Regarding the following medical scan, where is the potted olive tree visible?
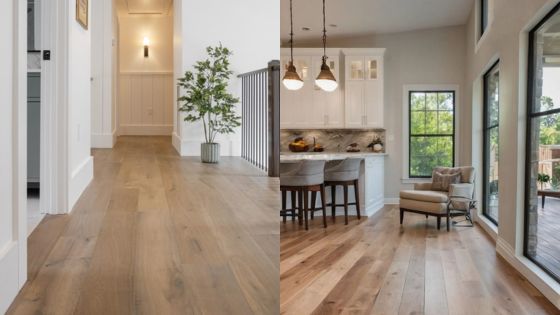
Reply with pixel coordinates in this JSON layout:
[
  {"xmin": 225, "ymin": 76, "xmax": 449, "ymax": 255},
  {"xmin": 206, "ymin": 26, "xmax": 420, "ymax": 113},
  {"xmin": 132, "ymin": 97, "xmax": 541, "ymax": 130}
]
[{"xmin": 178, "ymin": 44, "xmax": 241, "ymax": 163}]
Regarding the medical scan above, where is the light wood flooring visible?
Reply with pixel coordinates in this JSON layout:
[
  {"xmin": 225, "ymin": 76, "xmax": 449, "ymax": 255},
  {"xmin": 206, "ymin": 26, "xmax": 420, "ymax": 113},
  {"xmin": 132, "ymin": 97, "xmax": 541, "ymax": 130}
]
[
  {"xmin": 8, "ymin": 136, "xmax": 279, "ymax": 315},
  {"xmin": 280, "ymin": 206, "xmax": 560, "ymax": 315}
]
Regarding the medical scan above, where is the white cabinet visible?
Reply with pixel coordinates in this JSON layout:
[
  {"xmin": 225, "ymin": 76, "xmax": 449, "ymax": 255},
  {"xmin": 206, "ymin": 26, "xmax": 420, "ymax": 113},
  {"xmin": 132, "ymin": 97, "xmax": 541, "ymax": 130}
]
[
  {"xmin": 280, "ymin": 48, "xmax": 384, "ymax": 130},
  {"xmin": 344, "ymin": 52, "xmax": 385, "ymax": 128},
  {"xmin": 280, "ymin": 50, "xmax": 343, "ymax": 129}
]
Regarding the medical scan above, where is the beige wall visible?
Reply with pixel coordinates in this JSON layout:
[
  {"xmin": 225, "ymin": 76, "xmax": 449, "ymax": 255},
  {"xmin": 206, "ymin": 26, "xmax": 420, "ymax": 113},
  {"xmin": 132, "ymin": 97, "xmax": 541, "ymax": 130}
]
[
  {"xmin": 292, "ymin": 26, "xmax": 467, "ymax": 200},
  {"xmin": 118, "ymin": 15, "xmax": 174, "ymax": 135},
  {"xmin": 119, "ymin": 16, "xmax": 173, "ymax": 73}
]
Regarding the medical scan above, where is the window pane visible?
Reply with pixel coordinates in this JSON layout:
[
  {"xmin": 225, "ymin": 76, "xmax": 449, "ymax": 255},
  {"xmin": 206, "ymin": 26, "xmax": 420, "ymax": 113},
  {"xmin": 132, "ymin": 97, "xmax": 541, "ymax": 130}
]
[
  {"xmin": 438, "ymin": 111, "xmax": 453, "ymax": 134},
  {"xmin": 481, "ymin": 0, "xmax": 488, "ymax": 36},
  {"xmin": 409, "ymin": 91, "xmax": 455, "ymax": 178},
  {"xmin": 425, "ymin": 112, "xmax": 438, "ymax": 134},
  {"xmin": 411, "ymin": 112, "xmax": 425, "ymax": 134},
  {"xmin": 526, "ymin": 5, "xmax": 560, "ymax": 282},
  {"xmin": 411, "ymin": 93, "xmax": 425, "ymax": 111},
  {"xmin": 438, "ymin": 92, "xmax": 453, "ymax": 111},
  {"xmin": 426, "ymin": 93, "xmax": 438, "ymax": 110},
  {"xmin": 483, "ymin": 62, "xmax": 500, "ymax": 225}
]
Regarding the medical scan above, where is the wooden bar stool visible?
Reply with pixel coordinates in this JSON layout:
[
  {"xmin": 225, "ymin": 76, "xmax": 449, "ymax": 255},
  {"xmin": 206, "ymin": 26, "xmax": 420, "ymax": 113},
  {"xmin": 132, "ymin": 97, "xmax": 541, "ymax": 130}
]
[
  {"xmin": 280, "ymin": 160, "xmax": 327, "ymax": 230},
  {"xmin": 324, "ymin": 158, "xmax": 362, "ymax": 225}
]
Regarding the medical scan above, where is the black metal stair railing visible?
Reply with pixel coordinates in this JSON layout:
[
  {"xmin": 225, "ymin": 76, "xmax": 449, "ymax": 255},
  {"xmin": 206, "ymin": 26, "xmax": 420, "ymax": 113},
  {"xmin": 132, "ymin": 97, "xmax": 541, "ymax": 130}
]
[{"xmin": 238, "ymin": 60, "xmax": 280, "ymax": 177}]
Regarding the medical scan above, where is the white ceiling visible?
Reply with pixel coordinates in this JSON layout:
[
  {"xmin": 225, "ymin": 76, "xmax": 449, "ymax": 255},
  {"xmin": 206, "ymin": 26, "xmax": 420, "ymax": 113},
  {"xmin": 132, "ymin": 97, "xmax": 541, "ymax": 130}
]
[
  {"xmin": 281, "ymin": 0, "xmax": 474, "ymax": 42},
  {"xmin": 115, "ymin": 0, "xmax": 173, "ymax": 16}
]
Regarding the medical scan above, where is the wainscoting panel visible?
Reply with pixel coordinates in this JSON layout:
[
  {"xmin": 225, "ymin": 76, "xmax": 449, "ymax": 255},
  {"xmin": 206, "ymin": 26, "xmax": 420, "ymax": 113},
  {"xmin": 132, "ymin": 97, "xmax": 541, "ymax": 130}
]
[{"xmin": 118, "ymin": 72, "xmax": 174, "ymax": 135}]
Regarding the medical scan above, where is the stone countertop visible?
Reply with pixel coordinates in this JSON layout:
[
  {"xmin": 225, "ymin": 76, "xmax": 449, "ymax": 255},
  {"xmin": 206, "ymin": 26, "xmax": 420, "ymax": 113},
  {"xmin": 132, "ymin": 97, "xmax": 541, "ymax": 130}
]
[{"xmin": 280, "ymin": 152, "xmax": 387, "ymax": 161}]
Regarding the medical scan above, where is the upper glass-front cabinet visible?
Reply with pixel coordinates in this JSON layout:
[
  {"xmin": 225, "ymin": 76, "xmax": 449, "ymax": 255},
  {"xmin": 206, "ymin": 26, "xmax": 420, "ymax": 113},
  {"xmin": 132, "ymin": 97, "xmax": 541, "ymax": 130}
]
[
  {"xmin": 367, "ymin": 58, "xmax": 378, "ymax": 80},
  {"xmin": 347, "ymin": 57, "xmax": 379, "ymax": 80}
]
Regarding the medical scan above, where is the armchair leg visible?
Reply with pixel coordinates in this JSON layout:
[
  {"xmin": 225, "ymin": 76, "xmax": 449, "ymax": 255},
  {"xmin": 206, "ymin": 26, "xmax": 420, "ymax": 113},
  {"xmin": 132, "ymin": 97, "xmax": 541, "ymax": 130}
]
[
  {"xmin": 400, "ymin": 209, "xmax": 404, "ymax": 225},
  {"xmin": 447, "ymin": 213, "xmax": 450, "ymax": 231}
]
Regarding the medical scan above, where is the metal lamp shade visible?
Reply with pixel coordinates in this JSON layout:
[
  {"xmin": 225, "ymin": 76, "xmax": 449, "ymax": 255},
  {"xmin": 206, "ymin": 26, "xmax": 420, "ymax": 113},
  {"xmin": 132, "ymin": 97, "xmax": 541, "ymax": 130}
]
[
  {"xmin": 315, "ymin": 63, "xmax": 338, "ymax": 92},
  {"xmin": 282, "ymin": 62, "xmax": 304, "ymax": 90}
]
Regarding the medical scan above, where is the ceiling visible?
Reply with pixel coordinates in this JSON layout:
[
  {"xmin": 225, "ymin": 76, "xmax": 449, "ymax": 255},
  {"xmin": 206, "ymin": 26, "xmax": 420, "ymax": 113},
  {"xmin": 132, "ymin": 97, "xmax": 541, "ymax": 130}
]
[
  {"xmin": 115, "ymin": 0, "xmax": 173, "ymax": 16},
  {"xmin": 280, "ymin": 0, "xmax": 474, "ymax": 42}
]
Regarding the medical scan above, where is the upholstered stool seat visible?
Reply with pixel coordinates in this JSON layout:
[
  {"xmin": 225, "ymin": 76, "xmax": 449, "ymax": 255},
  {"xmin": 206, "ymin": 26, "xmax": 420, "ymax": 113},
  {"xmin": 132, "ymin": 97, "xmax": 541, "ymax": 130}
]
[
  {"xmin": 280, "ymin": 160, "xmax": 327, "ymax": 230},
  {"xmin": 324, "ymin": 158, "xmax": 363, "ymax": 225}
]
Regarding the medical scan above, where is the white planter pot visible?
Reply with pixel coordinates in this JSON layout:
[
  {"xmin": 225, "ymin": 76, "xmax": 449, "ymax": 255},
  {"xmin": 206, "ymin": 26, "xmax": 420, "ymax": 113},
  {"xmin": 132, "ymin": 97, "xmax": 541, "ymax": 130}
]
[{"xmin": 201, "ymin": 143, "xmax": 220, "ymax": 163}]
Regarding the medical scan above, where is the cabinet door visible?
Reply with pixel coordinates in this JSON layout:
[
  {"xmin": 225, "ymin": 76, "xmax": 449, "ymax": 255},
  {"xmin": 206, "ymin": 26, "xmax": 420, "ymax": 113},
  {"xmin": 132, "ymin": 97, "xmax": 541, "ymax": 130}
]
[
  {"xmin": 346, "ymin": 56, "xmax": 365, "ymax": 81},
  {"xmin": 365, "ymin": 157, "xmax": 385, "ymax": 213},
  {"xmin": 344, "ymin": 81, "xmax": 365, "ymax": 128},
  {"xmin": 312, "ymin": 56, "xmax": 343, "ymax": 128},
  {"xmin": 364, "ymin": 56, "xmax": 383, "ymax": 128},
  {"xmin": 280, "ymin": 56, "xmax": 313, "ymax": 128}
]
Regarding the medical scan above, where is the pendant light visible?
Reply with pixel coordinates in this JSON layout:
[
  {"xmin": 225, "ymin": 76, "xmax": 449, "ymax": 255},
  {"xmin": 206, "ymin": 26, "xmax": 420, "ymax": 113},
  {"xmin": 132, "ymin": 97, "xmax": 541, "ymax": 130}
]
[
  {"xmin": 315, "ymin": 0, "xmax": 338, "ymax": 92},
  {"xmin": 282, "ymin": 0, "xmax": 304, "ymax": 91}
]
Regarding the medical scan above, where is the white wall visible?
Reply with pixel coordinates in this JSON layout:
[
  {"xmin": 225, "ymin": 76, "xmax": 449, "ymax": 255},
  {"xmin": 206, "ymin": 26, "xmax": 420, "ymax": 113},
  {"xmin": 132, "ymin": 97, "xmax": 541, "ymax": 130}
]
[
  {"xmin": 119, "ymin": 16, "xmax": 173, "ymax": 73},
  {"xmin": 174, "ymin": 0, "xmax": 280, "ymax": 156},
  {"xmin": 91, "ymin": 0, "xmax": 117, "ymax": 148},
  {"xmin": 292, "ymin": 26, "xmax": 467, "ymax": 200},
  {"xmin": 118, "ymin": 16, "xmax": 174, "ymax": 136},
  {"xmin": 68, "ymin": 0, "xmax": 93, "ymax": 210},
  {"xmin": 464, "ymin": 0, "xmax": 560, "ymax": 306},
  {"xmin": 0, "ymin": 0, "xmax": 27, "ymax": 312}
]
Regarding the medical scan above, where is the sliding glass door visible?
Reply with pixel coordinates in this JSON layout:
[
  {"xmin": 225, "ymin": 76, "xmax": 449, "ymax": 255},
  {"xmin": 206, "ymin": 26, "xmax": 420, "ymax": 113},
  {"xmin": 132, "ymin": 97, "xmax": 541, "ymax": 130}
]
[
  {"xmin": 525, "ymin": 3, "xmax": 560, "ymax": 282},
  {"xmin": 483, "ymin": 61, "xmax": 499, "ymax": 225}
]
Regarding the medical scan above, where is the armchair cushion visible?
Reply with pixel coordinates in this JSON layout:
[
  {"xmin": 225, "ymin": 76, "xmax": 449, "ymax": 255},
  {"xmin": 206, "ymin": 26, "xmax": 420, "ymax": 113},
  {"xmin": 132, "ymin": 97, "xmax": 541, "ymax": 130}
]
[
  {"xmin": 400, "ymin": 190, "xmax": 449, "ymax": 203},
  {"xmin": 414, "ymin": 182, "xmax": 433, "ymax": 191},
  {"xmin": 400, "ymin": 198, "xmax": 448, "ymax": 214},
  {"xmin": 432, "ymin": 171, "xmax": 461, "ymax": 191},
  {"xmin": 449, "ymin": 183, "xmax": 474, "ymax": 199}
]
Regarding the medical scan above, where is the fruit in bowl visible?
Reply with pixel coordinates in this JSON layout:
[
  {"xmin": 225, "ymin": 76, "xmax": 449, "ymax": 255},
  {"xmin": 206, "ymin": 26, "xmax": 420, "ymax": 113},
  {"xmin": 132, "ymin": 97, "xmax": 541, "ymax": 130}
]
[{"xmin": 289, "ymin": 137, "xmax": 310, "ymax": 152}]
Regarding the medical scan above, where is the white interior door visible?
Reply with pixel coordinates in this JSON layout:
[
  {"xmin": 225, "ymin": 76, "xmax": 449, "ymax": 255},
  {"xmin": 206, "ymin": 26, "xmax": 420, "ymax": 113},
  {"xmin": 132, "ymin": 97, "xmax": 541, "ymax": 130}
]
[{"xmin": 0, "ymin": 0, "xmax": 28, "ymax": 312}]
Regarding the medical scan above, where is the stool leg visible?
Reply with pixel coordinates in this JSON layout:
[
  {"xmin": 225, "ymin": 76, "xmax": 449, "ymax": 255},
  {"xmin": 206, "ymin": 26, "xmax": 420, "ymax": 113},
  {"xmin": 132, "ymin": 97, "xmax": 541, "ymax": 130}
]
[
  {"xmin": 331, "ymin": 185, "xmax": 336, "ymax": 222},
  {"xmin": 320, "ymin": 184, "xmax": 327, "ymax": 228},
  {"xmin": 343, "ymin": 184, "xmax": 349, "ymax": 225},
  {"xmin": 281, "ymin": 190, "xmax": 287, "ymax": 223},
  {"xmin": 311, "ymin": 191, "xmax": 317, "ymax": 220},
  {"xmin": 291, "ymin": 191, "xmax": 297, "ymax": 221},
  {"xmin": 437, "ymin": 216, "xmax": 441, "ymax": 230},
  {"xmin": 354, "ymin": 179, "xmax": 361, "ymax": 220},
  {"xmin": 303, "ymin": 189, "xmax": 309, "ymax": 230},
  {"xmin": 298, "ymin": 190, "xmax": 303, "ymax": 226}
]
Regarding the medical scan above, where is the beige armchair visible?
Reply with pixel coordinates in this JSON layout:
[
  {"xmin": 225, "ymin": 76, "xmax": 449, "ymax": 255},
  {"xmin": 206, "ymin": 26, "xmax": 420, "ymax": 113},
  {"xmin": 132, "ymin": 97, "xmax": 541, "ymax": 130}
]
[{"xmin": 399, "ymin": 166, "xmax": 475, "ymax": 231}]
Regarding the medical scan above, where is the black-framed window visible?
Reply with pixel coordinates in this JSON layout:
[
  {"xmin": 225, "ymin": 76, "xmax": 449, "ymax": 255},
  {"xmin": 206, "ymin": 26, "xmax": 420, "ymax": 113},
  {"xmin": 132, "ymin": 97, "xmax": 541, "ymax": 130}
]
[
  {"xmin": 481, "ymin": 0, "xmax": 489, "ymax": 37},
  {"xmin": 483, "ymin": 61, "xmax": 499, "ymax": 225},
  {"xmin": 525, "ymin": 3, "xmax": 560, "ymax": 283},
  {"xmin": 409, "ymin": 91, "xmax": 455, "ymax": 178}
]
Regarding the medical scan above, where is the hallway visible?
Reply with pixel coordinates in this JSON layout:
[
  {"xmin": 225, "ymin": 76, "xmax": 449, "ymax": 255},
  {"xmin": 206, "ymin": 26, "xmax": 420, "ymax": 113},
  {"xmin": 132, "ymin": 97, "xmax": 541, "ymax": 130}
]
[{"xmin": 7, "ymin": 137, "xmax": 279, "ymax": 314}]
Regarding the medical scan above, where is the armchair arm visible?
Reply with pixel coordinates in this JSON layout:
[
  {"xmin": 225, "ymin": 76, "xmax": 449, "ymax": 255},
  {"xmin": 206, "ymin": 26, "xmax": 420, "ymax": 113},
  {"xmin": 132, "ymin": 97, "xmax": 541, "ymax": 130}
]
[
  {"xmin": 414, "ymin": 182, "xmax": 433, "ymax": 191},
  {"xmin": 449, "ymin": 183, "xmax": 474, "ymax": 199}
]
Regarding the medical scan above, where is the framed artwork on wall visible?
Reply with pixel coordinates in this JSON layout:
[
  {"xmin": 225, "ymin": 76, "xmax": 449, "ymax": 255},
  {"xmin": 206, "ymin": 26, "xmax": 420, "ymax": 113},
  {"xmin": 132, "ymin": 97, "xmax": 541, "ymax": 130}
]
[{"xmin": 76, "ymin": 0, "xmax": 88, "ymax": 29}]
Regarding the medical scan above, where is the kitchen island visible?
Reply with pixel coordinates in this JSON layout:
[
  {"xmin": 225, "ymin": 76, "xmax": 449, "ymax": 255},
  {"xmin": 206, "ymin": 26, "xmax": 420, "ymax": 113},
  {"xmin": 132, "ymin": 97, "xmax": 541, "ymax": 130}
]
[{"xmin": 280, "ymin": 152, "xmax": 386, "ymax": 217}]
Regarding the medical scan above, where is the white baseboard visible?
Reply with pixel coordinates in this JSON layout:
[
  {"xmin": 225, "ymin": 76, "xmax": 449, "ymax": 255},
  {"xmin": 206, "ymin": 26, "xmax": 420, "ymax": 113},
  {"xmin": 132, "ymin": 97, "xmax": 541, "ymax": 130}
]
[
  {"xmin": 68, "ymin": 156, "xmax": 94, "ymax": 212},
  {"xmin": 0, "ymin": 241, "xmax": 20, "ymax": 314},
  {"xmin": 496, "ymin": 237, "xmax": 560, "ymax": 309},
  {"xmin": 172, "ymin": 132, "xmax": 183, "ymax": 155},
  {"xmin": 119, "ymin": 124, "xmax": 173, "ymax": 136},
  {"xmin": 91, "ymin": 131, "xmax": 116, "ymax": 148},
  {"xmin": 384, "ymin": 197, "xmax": 400, "ymax": 205}
]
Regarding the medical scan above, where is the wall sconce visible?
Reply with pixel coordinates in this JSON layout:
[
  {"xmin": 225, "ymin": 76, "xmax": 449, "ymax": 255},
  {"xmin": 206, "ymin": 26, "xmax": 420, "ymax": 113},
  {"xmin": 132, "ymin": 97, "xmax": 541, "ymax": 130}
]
[{"xmin": 143, "ymin": 37, "xmax": 150, "ymax": 58}]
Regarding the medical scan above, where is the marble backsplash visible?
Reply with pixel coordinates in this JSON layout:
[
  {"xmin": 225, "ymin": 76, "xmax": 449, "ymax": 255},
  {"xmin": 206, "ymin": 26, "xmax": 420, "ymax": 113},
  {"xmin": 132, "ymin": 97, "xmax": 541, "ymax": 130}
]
[{"xmin": 281, "ymin": 129, "xmax": 386, "ymax": 153}]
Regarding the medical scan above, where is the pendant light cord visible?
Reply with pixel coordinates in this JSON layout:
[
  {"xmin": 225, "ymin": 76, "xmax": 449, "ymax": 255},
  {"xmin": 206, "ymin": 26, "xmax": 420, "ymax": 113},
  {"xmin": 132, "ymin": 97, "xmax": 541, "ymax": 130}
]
[
  {"xmin": 322, "ymin": 0, "xmax": 327, "ymax": 64},
  {"xmin": 289, "ymin": 0, "xmax": 294, "ymax": 63}
]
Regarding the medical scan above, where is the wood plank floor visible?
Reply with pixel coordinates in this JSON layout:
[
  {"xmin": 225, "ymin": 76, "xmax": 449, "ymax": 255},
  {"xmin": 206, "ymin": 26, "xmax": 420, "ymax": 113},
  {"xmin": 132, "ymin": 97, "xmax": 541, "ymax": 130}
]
[
  {"xmin": 7, "ymin": 136, "xmax": 279, "ymax": 315},
  {"xmin": 280, "ymin": 207, "xmax": 560, "ymax": 315}
]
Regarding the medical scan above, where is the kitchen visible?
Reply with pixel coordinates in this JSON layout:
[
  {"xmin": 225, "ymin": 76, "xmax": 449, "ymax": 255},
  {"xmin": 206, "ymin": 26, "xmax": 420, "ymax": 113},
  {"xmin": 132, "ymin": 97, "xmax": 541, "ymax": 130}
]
[{"xmin": 280, "ymin": 47, "xmax": 387, "ymax": 218}]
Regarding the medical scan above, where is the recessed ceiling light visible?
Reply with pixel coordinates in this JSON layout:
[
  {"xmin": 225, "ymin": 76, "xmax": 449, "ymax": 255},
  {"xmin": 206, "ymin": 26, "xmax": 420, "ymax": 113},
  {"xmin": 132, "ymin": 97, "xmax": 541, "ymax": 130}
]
[
  {"xmin": 302, "ymin": 27, "xmax": 311, "ymax": 31},
  {"xmin": 329, "ymin": 24, "xmax": 338, "ymax": 28}
]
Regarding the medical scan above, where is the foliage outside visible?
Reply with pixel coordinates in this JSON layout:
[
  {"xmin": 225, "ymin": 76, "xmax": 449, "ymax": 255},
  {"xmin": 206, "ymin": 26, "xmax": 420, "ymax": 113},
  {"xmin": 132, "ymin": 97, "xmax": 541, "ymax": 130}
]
[
  {"xmin": 178, "ymin": 44, "xmax": 241, "ymax": 144},
  {"xmin": 409, "ymin": 92, "xmax": 454, "ymax": 177}
]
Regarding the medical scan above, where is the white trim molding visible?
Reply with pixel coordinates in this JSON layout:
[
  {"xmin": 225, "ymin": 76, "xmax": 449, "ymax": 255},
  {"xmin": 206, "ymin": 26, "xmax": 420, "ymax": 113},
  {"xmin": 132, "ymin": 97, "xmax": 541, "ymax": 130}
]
[
  {"xmin": 91, "ymin": 130, "xmax": 117, "ymax": 148},
  {"xmin": 401, "ymin": 84, "xmax": 461, "ymax": 182},
  {"xmin": 496, "ymin": 237, "xmax": 560, "ymax": 308},
  {"xmin": 68, "ymin": 157, "xmax": 94, "ymax": 212},
  {"xmin": 119, "ymin": 124, "xmax": 173, "ymax": 136},
  {"xmin": 384, "ymin": 198, "xmax": 400, "ymax": 205}
]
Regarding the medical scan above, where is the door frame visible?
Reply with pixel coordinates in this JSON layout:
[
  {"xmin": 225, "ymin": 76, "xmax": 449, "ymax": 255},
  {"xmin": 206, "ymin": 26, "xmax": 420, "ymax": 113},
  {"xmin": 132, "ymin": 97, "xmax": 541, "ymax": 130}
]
[{"xmin": 39, "ymin": 0, "xmax": 70, "ymax": 215}]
